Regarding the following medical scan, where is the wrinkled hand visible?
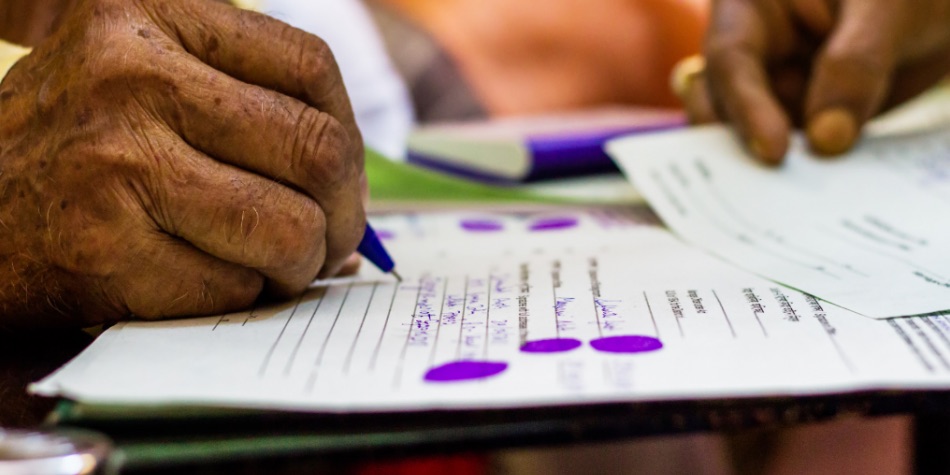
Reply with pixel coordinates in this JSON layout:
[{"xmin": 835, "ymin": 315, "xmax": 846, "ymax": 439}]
[
  {"xmin": 0, "ymin": 0, "xmax": 366, "ymax": 328},
  {"xmin": 682, "ymin": 0, "xmax": 950, "ymax": 163}
]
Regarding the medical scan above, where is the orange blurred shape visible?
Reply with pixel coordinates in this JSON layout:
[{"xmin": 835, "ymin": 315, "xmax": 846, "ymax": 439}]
[{"xmin": 381, "ymin": 0, "xmax": 708, "ymax": 114}]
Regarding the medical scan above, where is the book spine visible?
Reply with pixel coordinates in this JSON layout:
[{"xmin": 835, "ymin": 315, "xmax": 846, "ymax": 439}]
[
  {"xmin": 406, "ymin": 151, "xmax": 521, "ymax": 184},
  {"xmin": 526, "ymin": 121, "xmax": 683, "ymax": 181}
]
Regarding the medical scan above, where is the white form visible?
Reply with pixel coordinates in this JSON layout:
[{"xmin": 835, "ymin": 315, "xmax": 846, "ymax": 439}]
[
  {"xmin": 609, "ymin": 123, "xmax": 950, "ymax": 319},
  {"xmin": 31, "ymin": 209, "xmax": 950, "ymax": 411}
]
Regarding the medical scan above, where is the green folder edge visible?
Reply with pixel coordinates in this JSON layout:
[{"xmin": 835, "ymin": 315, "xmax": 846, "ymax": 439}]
[
  {"xmin": 50, "ymin": 399, "xmax": 573, "ymax": 473},
  {"xmin": 50, "ymin": 398, "xmax": 421, "ymax": 472},
  {"xmin": 365, "ymin": 148, "xmax": 574, "ymax": 204}
]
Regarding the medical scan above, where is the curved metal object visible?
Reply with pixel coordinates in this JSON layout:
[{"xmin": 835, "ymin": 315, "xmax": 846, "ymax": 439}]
[{"xmin": 0, "ymin": 428, "xmax": 112, "ymax": 475}]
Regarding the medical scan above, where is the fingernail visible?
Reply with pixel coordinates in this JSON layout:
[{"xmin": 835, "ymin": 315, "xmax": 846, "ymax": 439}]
[{"xmin": 807, "ymin": 108, "xmax": 857, "ymax": 156}]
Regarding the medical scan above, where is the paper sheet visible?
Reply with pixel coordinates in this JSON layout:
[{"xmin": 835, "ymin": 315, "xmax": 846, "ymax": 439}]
[
  {"xmin": 32, "ymin": 209, "xmax": 950, "ymax": 411},
  {"xmin": 609, "ymin": 124, "xmax": 950, "ymax": 319}
]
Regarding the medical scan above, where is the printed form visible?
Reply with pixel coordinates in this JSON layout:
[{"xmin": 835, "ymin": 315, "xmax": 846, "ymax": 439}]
[
  {"xmin": 33, "ymin": 210, "xmax": 950, "ymax": 411},
  {"xmin": 609, "ymin": 125, "xmax": 950, "ymax": 319}
]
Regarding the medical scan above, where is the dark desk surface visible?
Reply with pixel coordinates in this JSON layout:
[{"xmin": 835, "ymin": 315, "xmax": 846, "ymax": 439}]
[
  {"xmin": 5, "ymin": 329, "xmax": 950, "ymax": 474},
  {"xmin": 0, "ymin": 330, "xmax": 94, "ymax": 428}
]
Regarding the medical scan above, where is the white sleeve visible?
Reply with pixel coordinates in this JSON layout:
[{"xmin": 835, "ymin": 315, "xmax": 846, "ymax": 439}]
[{"xmin": 260, "ymin": 0, "xmax": 414, "ymax": 160}]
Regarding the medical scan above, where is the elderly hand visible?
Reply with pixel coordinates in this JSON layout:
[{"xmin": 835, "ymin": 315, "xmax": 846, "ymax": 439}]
[
  {"xmin": 681, "ymin": 0, "xmax": 950, "ymax": 164},
  {"xmin": 0, "ymin": 0, "xmax": 366, "ymax": 328}
]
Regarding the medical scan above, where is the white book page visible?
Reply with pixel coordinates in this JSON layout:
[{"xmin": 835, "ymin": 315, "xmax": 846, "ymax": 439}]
[
  {"xmin": 32, "ymin": 210, "xmax": 950, "ymax": 411},
  {"xmin": 609, "ymin": 123, "xmax": 950, "ymax": 319}
]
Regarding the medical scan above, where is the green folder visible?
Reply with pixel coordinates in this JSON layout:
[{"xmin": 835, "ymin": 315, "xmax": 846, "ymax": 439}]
[{"xmin": 366, "ymin": 148, "xmax": 553, "ymax": 203}]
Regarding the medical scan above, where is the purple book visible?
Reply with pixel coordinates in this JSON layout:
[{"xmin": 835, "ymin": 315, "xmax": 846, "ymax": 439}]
[{"xmin": 407, "ymin": 107, "xmax": 685, "ymax": 183}]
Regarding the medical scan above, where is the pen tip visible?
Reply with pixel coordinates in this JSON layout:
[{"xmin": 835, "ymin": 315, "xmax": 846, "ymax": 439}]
[{"xmin": 391, "ymin": 270, "xmax": 403, "ymax": 282}]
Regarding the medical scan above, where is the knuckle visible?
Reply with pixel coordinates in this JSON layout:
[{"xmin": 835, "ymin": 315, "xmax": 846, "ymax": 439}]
[
  {"xmin": 265, "ymin": 197, "xmax": 327, "ymax": 272},
  {"xmin": 287, "ymin": 29, "xmax": 350, "ymax": 106},
  {"xmin": 310, "ymin": 35, "xmax": 336, "ymax": 66},
  {"xmin": 292, "ymin": 109, "xmax": 353, "ymax": 190},
  {"xmin": 293, "ymin": 30, "xmax": 339, "ymax": 80},
  {"xmin": 89, "ymin": 27, "xmax": 146, "ymax": 73},
  {"xmin": 87, "ymin": 45, "xmax": 178, "ymax": 111},
  {"xmin": 80, "ymin": 24, "xmax": 187, "ymax": 104}
]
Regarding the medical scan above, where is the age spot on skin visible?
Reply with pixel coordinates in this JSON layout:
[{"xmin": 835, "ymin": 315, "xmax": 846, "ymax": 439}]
[
  {"xmin": 206, "ymin": 35, "xmax": 220, "ymax": 53},
  {"xmin": 75, "ymin": 108, "xmax": 91, "ymax": 127}
]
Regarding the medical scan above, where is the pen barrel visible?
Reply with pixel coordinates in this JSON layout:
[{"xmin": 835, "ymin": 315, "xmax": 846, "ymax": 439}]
[{"xmin": 357, "ymin": 224, "xmax": 395, "ymax": 273}]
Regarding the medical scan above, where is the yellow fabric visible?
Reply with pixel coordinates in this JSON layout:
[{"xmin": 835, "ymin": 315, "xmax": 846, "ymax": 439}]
[
  {"xmin": 232, "ymin": 0, "xmax": 263, "ymax": 11},
  {"xmin": 0, "ymin": 39, "xmax": 30, "ymax": 81},
  {"xmin": 0, "ymin": 1, "xmax": 262, "ymax": 82}
]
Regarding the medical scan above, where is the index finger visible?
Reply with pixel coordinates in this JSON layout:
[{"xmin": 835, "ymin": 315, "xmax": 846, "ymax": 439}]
[
  {"xmin": 803, "ymin": 0, "xmax": 903, "ymax": 155},
  {"xmin": 704, "ymin": 0, "xmax": 791, "ymax": 164}
]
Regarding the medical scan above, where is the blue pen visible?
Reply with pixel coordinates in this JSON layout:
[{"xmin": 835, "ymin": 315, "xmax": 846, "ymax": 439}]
[{"xmin": 357, "ymin": 223, "xmax": 402, "ymax": 281}]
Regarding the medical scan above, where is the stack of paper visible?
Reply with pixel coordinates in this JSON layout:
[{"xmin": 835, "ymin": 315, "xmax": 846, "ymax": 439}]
[
  {"xmin": 609, "ymin": 126, "xmax": 950, "ymax": 318},
  {"xmin": 33, "ymin": 209, "xmax": 950, "ymax": 411}
]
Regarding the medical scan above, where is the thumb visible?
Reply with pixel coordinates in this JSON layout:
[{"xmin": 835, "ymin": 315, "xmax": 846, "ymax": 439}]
[{"xmin": 803, "ymin": 0, "xmax": 903, "ymax": 155}]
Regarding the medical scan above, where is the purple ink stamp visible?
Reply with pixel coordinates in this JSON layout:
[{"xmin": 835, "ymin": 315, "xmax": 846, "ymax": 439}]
[
  {"xmin": 589, "ymin": 335, "xmax": 663, "ymax": 354},
  {"xmin": 375, "ymin": 229, "xmax": 395, "ymax": 240},
  {"xmin": 520, "ymin": 338, "xmax": 582, "ymax": 353},
  {"xmin": 460, "ymin": 218, "xmax": 505, "ymax": 232},
  {"xmin": 424, "ymin": 360, "xmax": 508, "ymax": 382},
  {"xmin": 529, "ymin": 216, "xmax": 579, "ymax": 231}
]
